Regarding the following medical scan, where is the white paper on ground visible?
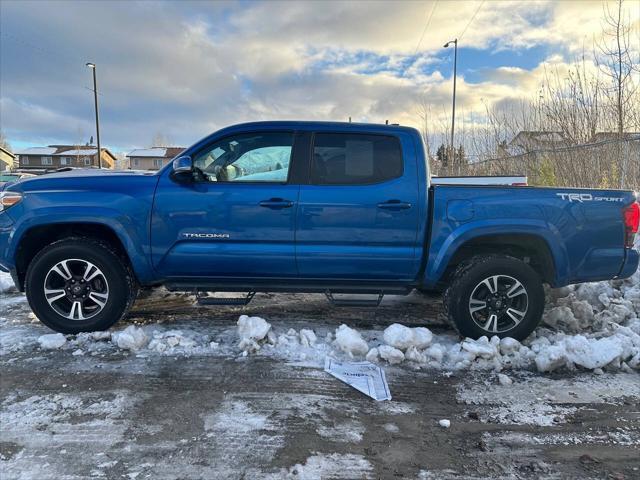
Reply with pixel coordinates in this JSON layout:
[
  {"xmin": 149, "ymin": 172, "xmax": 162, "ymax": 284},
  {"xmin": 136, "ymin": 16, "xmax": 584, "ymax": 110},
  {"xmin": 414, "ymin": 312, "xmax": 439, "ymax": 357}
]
[{"xmin": 324, "ymin": 357, "xmax": 392, "ymax": 401}]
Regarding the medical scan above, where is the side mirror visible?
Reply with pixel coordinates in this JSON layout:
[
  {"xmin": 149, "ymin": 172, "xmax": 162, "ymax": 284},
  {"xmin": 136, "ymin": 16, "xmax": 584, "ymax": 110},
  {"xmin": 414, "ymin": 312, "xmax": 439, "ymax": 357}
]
[{"xmin": 172, "ymin": 155, "xmax": 193, "ymax": 173}]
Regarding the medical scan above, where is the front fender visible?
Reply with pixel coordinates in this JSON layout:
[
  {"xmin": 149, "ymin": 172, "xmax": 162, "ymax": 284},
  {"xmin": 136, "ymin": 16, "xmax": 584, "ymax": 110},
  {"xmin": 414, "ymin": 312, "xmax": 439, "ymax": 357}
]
[
  {"xmin": 8, "ymin": 205, "xmax": 156, "ymax": 284},
  {"xmin": 423, "ymin": 219, "xmax": 569, "ymax": 288}
]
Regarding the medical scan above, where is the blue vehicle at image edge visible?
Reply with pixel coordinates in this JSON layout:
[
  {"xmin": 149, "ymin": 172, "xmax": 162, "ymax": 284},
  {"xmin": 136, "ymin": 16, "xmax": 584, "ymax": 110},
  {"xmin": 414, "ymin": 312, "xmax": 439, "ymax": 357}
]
[{"xmin": 1, "ymin": 121, "xmax": 638, "ymax": 340}]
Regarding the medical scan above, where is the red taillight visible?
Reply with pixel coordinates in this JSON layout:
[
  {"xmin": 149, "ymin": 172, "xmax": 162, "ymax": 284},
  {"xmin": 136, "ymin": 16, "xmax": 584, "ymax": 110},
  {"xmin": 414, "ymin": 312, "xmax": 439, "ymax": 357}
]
[{"xmin": 623, "ymin": 202, "xmax": 640, "ymax": 247}]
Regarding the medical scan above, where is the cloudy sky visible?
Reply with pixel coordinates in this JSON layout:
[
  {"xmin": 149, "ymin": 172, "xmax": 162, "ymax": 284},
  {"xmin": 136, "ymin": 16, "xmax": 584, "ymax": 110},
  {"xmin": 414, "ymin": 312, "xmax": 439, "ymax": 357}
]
[{"xmin": 0, "ymin": 0, "xmax": 638, "ymax": 154}]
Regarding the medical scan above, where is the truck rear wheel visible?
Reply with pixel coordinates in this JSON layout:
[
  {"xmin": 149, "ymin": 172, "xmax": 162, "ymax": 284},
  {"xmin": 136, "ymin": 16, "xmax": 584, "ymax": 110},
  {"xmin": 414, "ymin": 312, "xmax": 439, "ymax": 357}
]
[
  {"xmin": 25, "ymin": 238, "xmax": 137, "ymax": 334},
  {"xmin": 443, "ymin": 255, "xmax": 544, "ymax": 341}
]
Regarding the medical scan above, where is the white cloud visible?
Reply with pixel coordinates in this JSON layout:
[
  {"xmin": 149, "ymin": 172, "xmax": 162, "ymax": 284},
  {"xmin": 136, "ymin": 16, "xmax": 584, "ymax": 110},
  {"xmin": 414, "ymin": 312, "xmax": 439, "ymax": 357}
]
[{"xmin": 0, "ymin": 0, "xmax": 638, "ymax": 152}]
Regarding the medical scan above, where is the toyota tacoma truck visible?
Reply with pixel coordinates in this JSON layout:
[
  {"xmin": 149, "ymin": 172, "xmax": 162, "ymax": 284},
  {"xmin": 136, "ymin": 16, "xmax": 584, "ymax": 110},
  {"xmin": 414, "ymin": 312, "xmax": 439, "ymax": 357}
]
[{"xmin": 1, "ymin": 122, "xmax": 638, "ymax": 340}]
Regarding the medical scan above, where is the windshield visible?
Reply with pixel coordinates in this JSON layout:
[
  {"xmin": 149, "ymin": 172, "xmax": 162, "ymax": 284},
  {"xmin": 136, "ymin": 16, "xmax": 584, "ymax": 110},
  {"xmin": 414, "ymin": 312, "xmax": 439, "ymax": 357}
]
[{"xmin": 0, "ymin": 175, "xmax": 20, "ymax": 182}]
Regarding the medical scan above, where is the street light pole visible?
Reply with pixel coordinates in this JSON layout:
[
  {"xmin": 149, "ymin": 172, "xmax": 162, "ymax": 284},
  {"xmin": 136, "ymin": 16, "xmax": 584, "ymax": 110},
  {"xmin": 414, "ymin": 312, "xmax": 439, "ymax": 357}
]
[
  {"xmin": 85, "ymin": 62, "xmax": 102, "ymax": 169},
  {"xmin": 444, "ymin": 39, "xmax": 458, "ymax": 172}
]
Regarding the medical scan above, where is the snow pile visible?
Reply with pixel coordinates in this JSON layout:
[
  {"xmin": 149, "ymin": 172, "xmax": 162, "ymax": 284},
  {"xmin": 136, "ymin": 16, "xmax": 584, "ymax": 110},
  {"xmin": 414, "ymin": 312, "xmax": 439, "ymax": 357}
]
[
  {"xmin": 383, "ymin": 323, "xmax": 433, "ymax": 350},
  {"xmin": 542, "ymin": 237, "xmax": 640, "ymax": 334},
  {"xmin": 334, "ymin": 324, "xmax": 369, "ymax": 357},
  {"xmin": 362, "ymin": 324, "xmax": 640, "ymax": 373},
  {"xmin": 377, "ymin": 345, "xmax": 405, "ymax": 364},
  {"xmin": 111, "ymin": 325, "xmax": 148, "ymax": 351},
  {"xmin": 237, "ymin": 315, "xmax": 274, "ymax": 353},
  {"xmin": 0, "ymin": 272, "xmax": 16, "ymax": 294},
  {"xmin": 299, "ymin": 329, "xmax": 317, "ymax": 347},
  {"xmin": 38, "ymin": 333, "xmax": 66, "ymax": 350}
]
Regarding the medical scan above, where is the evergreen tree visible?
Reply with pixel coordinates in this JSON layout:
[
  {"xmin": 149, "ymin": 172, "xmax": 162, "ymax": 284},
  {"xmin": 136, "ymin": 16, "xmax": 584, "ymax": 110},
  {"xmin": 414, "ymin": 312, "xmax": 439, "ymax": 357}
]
[
  {"xmin": 456, "ymin": 145, "xmax": 466, "ymax": 166},
  {"xmin": 436, "ymin": 144, "xmax": 448, "ymax": 168}
]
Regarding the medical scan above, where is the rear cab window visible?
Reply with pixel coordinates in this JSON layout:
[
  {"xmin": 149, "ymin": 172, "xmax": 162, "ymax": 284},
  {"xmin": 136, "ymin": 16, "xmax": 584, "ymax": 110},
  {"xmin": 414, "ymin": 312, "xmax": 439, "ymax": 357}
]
[{"xmin": 311, "ymin": 133, "xmax": 403, "ymax": 185}]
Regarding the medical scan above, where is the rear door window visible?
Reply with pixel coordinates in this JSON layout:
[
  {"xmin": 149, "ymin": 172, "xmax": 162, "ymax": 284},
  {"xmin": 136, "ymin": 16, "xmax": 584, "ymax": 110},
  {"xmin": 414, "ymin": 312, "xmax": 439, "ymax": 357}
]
[{"xmin": 311, "ymin": 133, "xmax": 403, "ymax": 185}]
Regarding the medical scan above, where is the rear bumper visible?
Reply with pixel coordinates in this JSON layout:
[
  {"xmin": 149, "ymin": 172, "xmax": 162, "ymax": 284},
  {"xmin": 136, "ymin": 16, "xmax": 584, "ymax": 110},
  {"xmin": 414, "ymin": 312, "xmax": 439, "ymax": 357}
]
[{"xmin": 618, "ymin": 248, "xmax": 639, "ymax": 280}]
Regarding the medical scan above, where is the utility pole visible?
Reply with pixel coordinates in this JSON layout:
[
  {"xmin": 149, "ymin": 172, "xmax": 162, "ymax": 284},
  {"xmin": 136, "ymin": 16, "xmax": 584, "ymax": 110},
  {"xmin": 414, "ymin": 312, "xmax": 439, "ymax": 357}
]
[
  {"xmin": 444, "ymin": 39, "xmax": 458, "ymax": 173},
  {"xmin": 85, "ymin": 62, "xmax": 102, "ymax": 169}
]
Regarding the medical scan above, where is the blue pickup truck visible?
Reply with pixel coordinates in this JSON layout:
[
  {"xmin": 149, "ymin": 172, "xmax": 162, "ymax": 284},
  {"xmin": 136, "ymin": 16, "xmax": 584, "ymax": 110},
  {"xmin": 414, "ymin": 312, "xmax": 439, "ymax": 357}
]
[{"xmin": 1, "ymin": 122, "xmax": 638, "ymax": 340}]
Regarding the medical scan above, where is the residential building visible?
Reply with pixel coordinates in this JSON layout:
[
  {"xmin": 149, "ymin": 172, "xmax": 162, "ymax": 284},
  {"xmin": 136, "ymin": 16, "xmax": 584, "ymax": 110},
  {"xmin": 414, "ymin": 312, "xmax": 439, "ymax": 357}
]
[
  {"xmin": 126, "ymin": 147, "xmax": 184, "ymax": 170},
  {"xmin": 14, "ymin": 145, "xmax": 117, "ymax": 173},
  {"xmin": 0, "ymin": 146, "xmax": 15, "ymax": 171},
  {"xmin": 504, "ymin": 131, "xmax": 567, "ymax": 156}
]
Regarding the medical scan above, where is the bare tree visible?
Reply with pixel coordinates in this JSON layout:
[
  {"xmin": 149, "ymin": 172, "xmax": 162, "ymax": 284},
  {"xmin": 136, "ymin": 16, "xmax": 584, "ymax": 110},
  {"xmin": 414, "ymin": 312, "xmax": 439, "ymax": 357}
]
[
  {"xmin": 595, "ymin": 0, "xmax": 639, "ymax": 135},
  {"xmin": 0, "ymin": 131, "xmax": 11, "ymax": 151},
  {"xmin": 537, "ymin": 54, "xmax": 605, "ymax": 144},
  {"xmin": 595, "ymin": 0, "xmax": 640, "ymax": 186},
  {"xmin": 151, "ymin": 132, "xmax": 172, "ymax": 148}
]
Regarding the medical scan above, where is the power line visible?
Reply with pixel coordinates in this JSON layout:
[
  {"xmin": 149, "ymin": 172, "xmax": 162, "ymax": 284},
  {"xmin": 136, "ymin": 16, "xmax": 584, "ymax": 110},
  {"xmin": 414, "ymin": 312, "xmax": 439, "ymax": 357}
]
[
  {"xmin": 413, "ymin": 0, "xmax": 439, "ymax": 56},
  {"xmin": 459, "ymin": 0, "xmax": 485, "ymax": 42},
  {"xmin": 0, "ymin": 31, "xmax": 104, "ymax": 97},
  {"xmin": 0, "ymin": 31, "xmax": 79, "ymax": 69}
]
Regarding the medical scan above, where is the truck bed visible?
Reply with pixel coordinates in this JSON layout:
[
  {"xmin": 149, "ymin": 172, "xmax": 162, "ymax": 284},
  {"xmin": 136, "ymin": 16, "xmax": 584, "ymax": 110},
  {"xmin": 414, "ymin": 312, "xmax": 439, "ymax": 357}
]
[{"xmin": 424, "ymin": 184, "xmax": 637, "ymax": 288}]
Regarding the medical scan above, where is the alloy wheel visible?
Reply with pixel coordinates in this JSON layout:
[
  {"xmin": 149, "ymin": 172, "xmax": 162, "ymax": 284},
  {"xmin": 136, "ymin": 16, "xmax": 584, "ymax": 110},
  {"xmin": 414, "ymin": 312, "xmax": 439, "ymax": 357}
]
[
  {"xmin": 468, "ymin": 274, "xmax": 528, "ymax": 334},
  {"xmin": 43, "ymin": 258, "xmax": 109, "ymax": 320}
]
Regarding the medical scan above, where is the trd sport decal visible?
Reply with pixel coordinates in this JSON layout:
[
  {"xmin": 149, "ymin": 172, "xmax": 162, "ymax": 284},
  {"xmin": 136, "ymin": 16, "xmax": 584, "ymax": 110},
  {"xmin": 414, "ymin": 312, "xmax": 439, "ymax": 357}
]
[{"xmin": 556, "ymin": 193, "xmax": 625, "ymax": 203}]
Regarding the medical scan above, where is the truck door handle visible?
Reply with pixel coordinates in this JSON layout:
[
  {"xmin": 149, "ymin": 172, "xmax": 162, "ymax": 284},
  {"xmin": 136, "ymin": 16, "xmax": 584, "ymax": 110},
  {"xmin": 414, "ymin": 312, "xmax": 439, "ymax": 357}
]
[
  {"xmin": 377, "ymin": 200, "xmax": 412, "ymax": 210},
  {"xmin": 259, "ymin": 198, "xmax": 294, "ymax": 209}
]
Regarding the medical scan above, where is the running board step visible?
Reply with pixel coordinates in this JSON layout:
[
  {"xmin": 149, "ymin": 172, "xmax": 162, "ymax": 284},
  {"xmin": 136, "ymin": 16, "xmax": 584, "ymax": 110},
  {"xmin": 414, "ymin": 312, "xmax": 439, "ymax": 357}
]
[
  {"xmin": 325, "ymin": 290, "xmax": 384, "ymax": 307},
  {"xmin": 195, "ymin": 290, "xmax": 255, "ymax": 306}
]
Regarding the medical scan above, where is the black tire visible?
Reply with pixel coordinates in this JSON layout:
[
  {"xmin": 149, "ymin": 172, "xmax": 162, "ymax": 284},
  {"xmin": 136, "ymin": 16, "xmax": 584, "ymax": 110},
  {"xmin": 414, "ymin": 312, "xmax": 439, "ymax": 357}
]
[
  {"xmin": 443, "ymin": 255, "xmax": 545, "ymax": 341},
  {"xmin": 25, "ymin": 238, "xmax": 137, "ymax": 334}
]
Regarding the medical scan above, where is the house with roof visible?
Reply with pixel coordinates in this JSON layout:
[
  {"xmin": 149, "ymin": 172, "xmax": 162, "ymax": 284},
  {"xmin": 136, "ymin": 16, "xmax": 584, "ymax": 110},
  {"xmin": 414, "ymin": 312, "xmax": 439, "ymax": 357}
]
[
  {"xmin": 504, "ymin": 131, "xmax": 568, "ymax": 156},
  {"xmin": 126, "ymin": 147, "xmax": 184, "ymax": 170},
  {"xmin": 14, "ymin": 145, "xmax": 117, "ymax": 173},
  {"xmin": 0, "ymin": 146, "xmax": 16, "ymax": 172}
]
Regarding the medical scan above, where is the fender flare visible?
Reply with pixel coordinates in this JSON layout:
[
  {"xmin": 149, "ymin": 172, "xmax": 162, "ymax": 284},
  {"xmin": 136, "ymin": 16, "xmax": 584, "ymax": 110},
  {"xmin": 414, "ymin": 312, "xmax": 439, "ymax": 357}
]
[
  {"xmin": 422, "ymin": 219, "xmax": 569, "ymax": 288},
  {"xmin": 11, "ymin": 208, "xmax": 156, "ymax": 284}
]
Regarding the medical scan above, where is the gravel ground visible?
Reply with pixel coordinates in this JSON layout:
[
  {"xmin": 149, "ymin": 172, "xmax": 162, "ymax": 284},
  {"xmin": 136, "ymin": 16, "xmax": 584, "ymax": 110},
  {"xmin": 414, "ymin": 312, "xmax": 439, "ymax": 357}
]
[{"xmin": 1, "ymin": 290, "xmax": 639, "ymax": 479}]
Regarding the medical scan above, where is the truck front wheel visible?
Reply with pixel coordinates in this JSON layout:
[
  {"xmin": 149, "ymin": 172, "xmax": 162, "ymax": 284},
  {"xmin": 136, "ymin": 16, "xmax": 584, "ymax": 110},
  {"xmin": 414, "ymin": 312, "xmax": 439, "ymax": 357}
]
[
  {"xmin": 443, "ymin": 255, "xmax": 545, "ymax": 341},
  {"xmin": 25, "ymin": 238, "xmax": 137, "ymax": 334}
]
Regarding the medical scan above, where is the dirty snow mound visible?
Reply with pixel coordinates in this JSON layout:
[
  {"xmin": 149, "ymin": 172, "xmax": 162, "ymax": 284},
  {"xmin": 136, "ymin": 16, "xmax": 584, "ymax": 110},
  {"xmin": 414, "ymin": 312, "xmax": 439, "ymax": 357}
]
[
  {"xmin": 299, "ymin": 328, "xmax": 317, "ymax": 347},
  {"xmin": 378, "ymin": 345, "xmax": 405, "ymax": 365},
  {"xmin": 237, "ymin": 315, "xmax": 272, "ymax": 353},
  {"xmin": 38, "ymin": 333, "xmax": 66, "ymax": 350},
  {"xmin": 335, "ymin": 324, "xmax": 369, "ymax": 357},
  {"xmin": 112, "ymin": 325, "xmax": 148, "ymax": 351},
  {"xmin": 383, "ymin": 323, "xmax": 433, "ymax": 351}
]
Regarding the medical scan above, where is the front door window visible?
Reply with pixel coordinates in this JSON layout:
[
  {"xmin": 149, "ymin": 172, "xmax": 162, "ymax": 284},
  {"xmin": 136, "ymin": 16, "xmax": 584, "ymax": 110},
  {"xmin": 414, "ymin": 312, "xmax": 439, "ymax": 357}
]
[{"xmin": 193, "ymin": 132, "xmax": 293, "ymax": 183}]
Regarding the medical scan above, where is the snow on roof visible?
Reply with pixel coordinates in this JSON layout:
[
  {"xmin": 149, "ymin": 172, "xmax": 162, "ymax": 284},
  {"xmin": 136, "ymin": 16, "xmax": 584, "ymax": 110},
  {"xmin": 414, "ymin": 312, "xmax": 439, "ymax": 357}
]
[
  {"xmin": 57, "ymin": 149, "xmax": 97, "ymax": 156},
  {"xmin": 14, "ymin": 147, "xmax": 57, "ymax": 155},
  {"xmin": 127, "ymin": 148, "xmax": 168, "ymax": 158}
]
